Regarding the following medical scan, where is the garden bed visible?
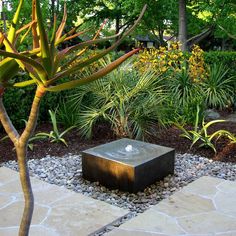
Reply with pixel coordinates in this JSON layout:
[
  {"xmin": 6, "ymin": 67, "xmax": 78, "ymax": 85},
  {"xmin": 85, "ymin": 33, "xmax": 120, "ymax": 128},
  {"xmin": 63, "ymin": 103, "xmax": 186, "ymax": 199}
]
[{"xmin": 1, "ymin": 119, "xmax": 236, "ymax": 164}]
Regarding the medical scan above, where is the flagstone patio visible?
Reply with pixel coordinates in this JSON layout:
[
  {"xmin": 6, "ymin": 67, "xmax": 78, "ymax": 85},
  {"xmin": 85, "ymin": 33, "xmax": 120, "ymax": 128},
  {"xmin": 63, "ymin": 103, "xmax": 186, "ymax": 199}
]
[
  {"xmin": 0, "ymin": 167, "xmax": 129, "ymax": 236},
  {"xmin": 106, "ymin": 176, "xmax": 236, "ymax": 236},
  {"xmin": 1, "ymin": 167, "xmax": 236, "ymax": 236}
]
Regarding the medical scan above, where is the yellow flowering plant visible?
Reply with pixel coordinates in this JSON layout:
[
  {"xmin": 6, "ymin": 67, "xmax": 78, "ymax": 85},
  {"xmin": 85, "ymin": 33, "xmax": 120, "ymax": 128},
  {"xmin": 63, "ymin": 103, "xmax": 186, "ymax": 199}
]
[
  {"xmin": 134, "ymin": 43, "xmax": 208, "ymax": 83},
  {"xmin": 188, "ymin": 45, "xmax": 207, "ymax": 82},
  {"xmin": 134, "ymin": 42, "xmax": 185, "ymax": 74}
]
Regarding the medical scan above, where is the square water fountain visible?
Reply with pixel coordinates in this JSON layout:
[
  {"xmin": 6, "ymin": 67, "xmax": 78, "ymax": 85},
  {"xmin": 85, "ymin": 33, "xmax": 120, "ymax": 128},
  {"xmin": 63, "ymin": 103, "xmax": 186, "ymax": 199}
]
[{"xmin": 82, "ymin": 138, "xmax": 175, "ymax": 193}]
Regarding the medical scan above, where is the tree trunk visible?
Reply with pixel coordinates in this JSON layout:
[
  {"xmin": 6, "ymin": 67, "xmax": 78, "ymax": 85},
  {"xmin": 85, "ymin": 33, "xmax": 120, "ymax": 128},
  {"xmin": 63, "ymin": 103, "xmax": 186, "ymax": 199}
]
[
  {"xmin": 178, "ymin": 0, "xmax": 187, "ymax": 51},
  {"xmin": 0, "ymin": 86, "xmax": 45, "ymax": 236},
  {"xmin": 16, "ymin": 146, "xmax": 34, "ymax": 236},
  {"xmin": 115, "ymin": 16, "xmax": 120, "ymax": 35},
  {"xmin": 158, "ymin": 27, "xmax": 165, "ymax": 46}
]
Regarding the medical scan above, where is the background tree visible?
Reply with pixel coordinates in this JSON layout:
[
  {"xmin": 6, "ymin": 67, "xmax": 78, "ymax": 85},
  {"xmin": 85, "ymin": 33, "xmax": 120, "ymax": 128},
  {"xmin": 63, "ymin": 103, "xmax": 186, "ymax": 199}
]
[
  {"xmin": 179, "ymin": 0, "xmax": 187, "ymax": 51},
  {"xmin": 6, "ymin": 0, "xmax": 235, "ymax": 50}
]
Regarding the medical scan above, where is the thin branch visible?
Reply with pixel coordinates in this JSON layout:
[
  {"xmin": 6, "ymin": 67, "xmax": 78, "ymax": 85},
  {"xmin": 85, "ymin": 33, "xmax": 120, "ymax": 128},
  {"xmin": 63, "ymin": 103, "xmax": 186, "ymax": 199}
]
[
  {"xmin": 20, "ymin": 86, "xmax": 45, "ymax": 145},
  {"xmin": 187, "ymin": 27, "xmax": 212, "ymax": 46},
  {"xmin": 118, "ymin": 17, "xmax": 136, "ymax": 31},
  {"xmin": 0, "ymin": 96, "xmax": 19, "ymax": 145}
]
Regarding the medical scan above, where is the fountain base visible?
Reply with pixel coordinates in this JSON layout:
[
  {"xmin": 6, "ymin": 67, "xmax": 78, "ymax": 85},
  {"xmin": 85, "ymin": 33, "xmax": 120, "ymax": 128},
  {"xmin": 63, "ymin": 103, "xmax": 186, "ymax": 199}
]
[{"xmin": 82, "ymin": 138, "xmax": 175, "ymax": 193}]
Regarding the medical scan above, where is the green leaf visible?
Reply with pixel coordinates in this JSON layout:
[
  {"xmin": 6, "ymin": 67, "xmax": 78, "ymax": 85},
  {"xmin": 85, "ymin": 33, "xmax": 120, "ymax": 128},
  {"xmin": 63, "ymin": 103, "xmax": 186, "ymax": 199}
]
[
  {"xmin": 0, "ymin": 58, "xmax": 19, "ymax": 83},
  {"xmin": 208, "ymin": 130, "xmax": 232, "ymax": 141},
  {"xmin": 13, "ymin": 80, "xmax": 36, "ymax": 88},
  {"xmin": 35, "ymin": 0, "xmax": 52, "ymax": 74},
  {"xmin": 203, "ymin": 119, "xmax": 226, "ymax": 130},
  {"xmin": 7, "ymin": 0, "xmax": 24, "ymax": 44},
  {"xmin": 48, "ymin": 110, "xmax": 59, "ymax": 136},
  {"xmin": 175, "ymin": 123, "xmax": 192, "ymax": 140},
  {"xmin": 46, "ymin": 48, "xmax": 140, "ymax": 91},
  {"xmin": 0, "ymin": 50, "xmax": 47, "ymax": 84},
  {"xmin": 60, "ymin": 126, "xmax": 76, "ymax": 138}
]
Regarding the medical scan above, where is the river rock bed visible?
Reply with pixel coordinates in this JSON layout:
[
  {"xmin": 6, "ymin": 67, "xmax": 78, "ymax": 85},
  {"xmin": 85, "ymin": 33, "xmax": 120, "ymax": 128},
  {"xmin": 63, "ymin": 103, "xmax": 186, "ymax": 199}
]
[{"xmin": 2, "ymin": 153, "xmax": 236, "ymax": 235}]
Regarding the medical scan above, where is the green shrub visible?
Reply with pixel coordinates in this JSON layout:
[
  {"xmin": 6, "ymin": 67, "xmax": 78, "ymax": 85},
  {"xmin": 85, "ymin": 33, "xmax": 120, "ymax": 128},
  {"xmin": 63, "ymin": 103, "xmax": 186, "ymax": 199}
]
[
  {"xmin": 166, "ymin": 65, "xmax": 202, "ymax": 106},
  {"xmin": 57, "ymin": 99, "xmax": 80, "ymax": 128},
  {"xmin": 165, "ymin": 65, "xmax": 205, "ymax": 124},
  {"xmin": 67, "ymin": 58, "xmax": 167, "ymax": 139},
  {"xmin": 204, "ymin": 51, "xmax": 236, "ymax": 78},
  {"xmin": 202, "ymin": 63, "xmax": 235, "ymax": 109},
  {"xmin": 1, "ymin": 75, "xmax": 62, "ymax": 129}
]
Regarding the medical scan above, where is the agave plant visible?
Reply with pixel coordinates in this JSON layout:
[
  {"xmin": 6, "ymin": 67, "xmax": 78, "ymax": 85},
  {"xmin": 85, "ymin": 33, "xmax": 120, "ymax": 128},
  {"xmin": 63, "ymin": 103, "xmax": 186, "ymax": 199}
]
[
  {"xmin": 0, "ymin": 1, "xmax": 146, "ymax": 235},
  {"xmin": 36, "ymin": 109, "xmax": 75, "ymax": 146},
  {"xmin": 175, "ymin": 105, "xmax": 232, "ymax": 153}
]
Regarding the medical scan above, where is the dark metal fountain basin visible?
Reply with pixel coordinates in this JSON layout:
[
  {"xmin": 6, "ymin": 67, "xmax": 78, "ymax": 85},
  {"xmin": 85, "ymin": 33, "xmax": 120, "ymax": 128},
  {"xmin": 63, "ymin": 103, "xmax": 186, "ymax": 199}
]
[{"xmin": 82, "ymin": 138, "xmax": 175, "ymax": 193}]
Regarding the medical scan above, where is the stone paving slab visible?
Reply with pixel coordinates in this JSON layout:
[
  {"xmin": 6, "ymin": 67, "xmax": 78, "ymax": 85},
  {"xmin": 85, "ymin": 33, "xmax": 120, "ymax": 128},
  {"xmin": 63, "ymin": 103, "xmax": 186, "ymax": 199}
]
[
  {"xmin": 106, "ymin": 176, "xmax": 236, "ymax": 236},
  {"xmin": 0, "ymin": 167, "xmax": 129, "ymax": 236}
]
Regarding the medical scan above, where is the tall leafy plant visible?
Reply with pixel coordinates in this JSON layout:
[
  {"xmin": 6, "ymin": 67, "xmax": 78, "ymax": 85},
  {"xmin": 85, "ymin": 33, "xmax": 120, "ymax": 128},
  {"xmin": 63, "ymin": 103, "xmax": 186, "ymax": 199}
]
[
  {"xmin": 69, "ymin": 58, "xmax": 166, "ymax": 139},
  {"xmin": 0, "ymin": 1, "xmax": 146, "ymax": 235},
  {"xmin": 202, "ymin": 63, "xmax": 235, "ymax": 109},
  {"xmin": 165, "ymin": 65, "xmax": 205, "ymax": 124},
  {"xmin": 166, "ymin": 65, "xmax": 201, "ymax": 107}
]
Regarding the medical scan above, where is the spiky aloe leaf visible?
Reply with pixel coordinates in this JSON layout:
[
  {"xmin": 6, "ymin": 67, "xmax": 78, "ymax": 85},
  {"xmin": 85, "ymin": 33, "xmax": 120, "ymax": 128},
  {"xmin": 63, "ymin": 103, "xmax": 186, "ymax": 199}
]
[
  {"xmin": 0, "ymin": 50, "xmax": 47, "ymax": 84},
  {"xmin": 55, "ymin": 29, "xmax": 89, "ymax": 46},
  {"xmin": 18, "ymin": 21, "xmax": 37, "ymax": 45},
  {"xmin": 47, "ymin": 5, "xmax": 146, "ymax": 84},
  {"xmin": 48, "ymin": 110, "xmax": 59, "ymax": 136},
  {"xmin": 198, "ymin": 141, "xmax": 216, "ymax": 153},
  {"xmin": 58, "ymin": 4, "xmax": 146, "ymax": 57},
  {"xmin": 46, "ymin": 48, "xmax": 140, "ymax": 91},
  {"xmin": 55, "ymin": 4, "xmax": 67, "ymax": 41},
  {"xmin": 35, "ymin": 0, "xmax": 52, "ymax": 75},
  {"xmin": 59, "ymin": 125, "xmax": 76, "ymax": 138},
  {"xmin": 208, "ymin": 129, "xmax": 232, "ymax": 142},
  {"xmin": 0, "ymin": 35, "xmax": 3, "ymax": 47},
  {"xmin": 59, "ymin": 19, "xmax": 108, "ymax": 72},
  {"xmin": 175, "ymin": 123, "xmax": 192, "ymax": 140},
  {"xmin": 49, "ymin": 15, "xmax": 58, "ymax": 76},
  {"xmin": 13, "ymin": 80, "xmax": 36, "ymax": 88},
  {"xmin": 16, "ymin": 20, "xmax": 37, "ymax": 36},
  {"xmin": 57, "ymin": 32, "xmax": 121, "ymax": 73},
  {"xmin": 0, "ymin": 58, "xmax": 19, "ymax": 83},
  {"xmin": 7, "ymin": 0, "xmax": 24, "ymax": 44}
]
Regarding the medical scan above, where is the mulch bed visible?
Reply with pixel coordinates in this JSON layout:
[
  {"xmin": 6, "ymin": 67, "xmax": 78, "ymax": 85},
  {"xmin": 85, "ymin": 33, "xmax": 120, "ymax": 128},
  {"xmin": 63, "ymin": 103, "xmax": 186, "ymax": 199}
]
[{"xmin": 1, "ymin": 120, "xmax": 236, "ymax": 164}]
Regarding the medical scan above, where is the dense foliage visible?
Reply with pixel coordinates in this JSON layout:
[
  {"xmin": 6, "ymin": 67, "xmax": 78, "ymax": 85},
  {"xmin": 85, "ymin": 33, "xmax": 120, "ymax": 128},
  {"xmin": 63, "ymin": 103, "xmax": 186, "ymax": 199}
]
[
  {"xmin": 3, "ymin": 0, "xmax": 236, "ymax": 49},
  {"xmin": 204, "ymin": 51, "xmax": 236, "ymax": 77}
]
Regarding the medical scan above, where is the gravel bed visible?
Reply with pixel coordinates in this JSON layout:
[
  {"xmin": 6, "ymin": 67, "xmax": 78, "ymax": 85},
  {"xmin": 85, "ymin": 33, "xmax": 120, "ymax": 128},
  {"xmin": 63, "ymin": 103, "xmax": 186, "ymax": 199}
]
[{"xmin": 2, "ymin": 153, "xmax": 236, "ymax": 235}]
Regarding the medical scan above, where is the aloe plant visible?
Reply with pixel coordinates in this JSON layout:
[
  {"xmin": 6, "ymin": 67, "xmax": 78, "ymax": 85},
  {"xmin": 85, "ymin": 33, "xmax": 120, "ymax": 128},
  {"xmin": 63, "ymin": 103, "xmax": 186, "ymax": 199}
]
[
  {"xmin": 0, "ymin": 1, "xmax": 146, "ymax": 235},
  {"xmin": 175, "ymin": 105, "xmax": 233, "ymax": 153},
  {"xmin": 36, "ymin": 110, "xmax": 75, "ymax": 146}
]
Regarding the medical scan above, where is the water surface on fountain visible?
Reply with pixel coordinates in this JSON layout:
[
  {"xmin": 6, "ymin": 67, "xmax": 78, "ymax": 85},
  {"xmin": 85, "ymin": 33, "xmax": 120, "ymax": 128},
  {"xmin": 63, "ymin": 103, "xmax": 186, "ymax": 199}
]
[{"xmin": 87, "ymin": 138, "xmax": 172, "ymax": 166}]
